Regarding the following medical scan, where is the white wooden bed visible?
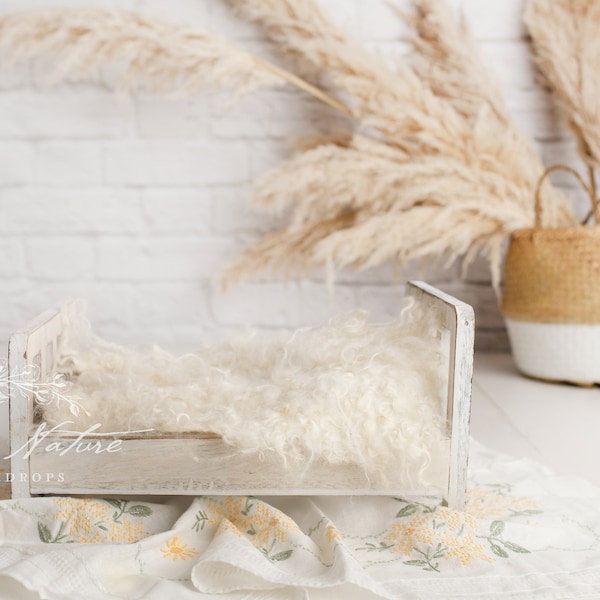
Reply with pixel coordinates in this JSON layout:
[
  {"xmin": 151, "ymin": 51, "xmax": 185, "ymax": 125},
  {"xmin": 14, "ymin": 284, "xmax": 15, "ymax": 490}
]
[{"xmin": 8, "ymin": 281, "xmax": 475, "ymax": 509}]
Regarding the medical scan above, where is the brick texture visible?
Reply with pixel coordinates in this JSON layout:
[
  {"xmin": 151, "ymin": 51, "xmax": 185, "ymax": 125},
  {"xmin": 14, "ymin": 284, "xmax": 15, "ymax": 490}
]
[{"xmin": 0, "ymin": 0, "xmax": 580, "ymax": 362}]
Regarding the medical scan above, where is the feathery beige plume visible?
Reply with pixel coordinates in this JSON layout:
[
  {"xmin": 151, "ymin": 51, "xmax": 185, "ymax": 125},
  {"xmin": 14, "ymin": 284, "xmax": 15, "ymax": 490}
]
[
  {"xmin": 525, "ymin": 0, "xmax": 600, "ymax": 179},
  {"xmin": 0, "ymin": 3, "xmax": 579, "ymax": 290},
  {"xmin": 405, "ymin": 0, "xmax": 510, "ymax": 124},
  {"xmin": 0, "ymin": 7, "xmax": 350, "ymax": 116},
  {"xmin": 223, "ymin": 0, "xmax": 577, "ymax": 289},
  {"xmin": 227, "ymin": 0, "xmax": 466, "ymax": 153},
  {"xmin": 0, "ymin": 8, "xmax": 287, "ymax": 101}
]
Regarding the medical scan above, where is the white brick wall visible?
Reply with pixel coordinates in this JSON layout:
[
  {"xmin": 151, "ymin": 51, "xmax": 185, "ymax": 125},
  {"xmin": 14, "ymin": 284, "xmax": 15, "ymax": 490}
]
[{"xmin": 0, "ymin": 0, "xmax": 583, "ymax": 366}]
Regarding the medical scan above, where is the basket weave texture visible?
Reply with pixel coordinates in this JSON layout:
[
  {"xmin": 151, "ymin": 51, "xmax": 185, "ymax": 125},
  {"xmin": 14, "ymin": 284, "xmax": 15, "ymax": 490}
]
[
  {"xmin": 501, "ymin": 227, "xmax": 600, "ymax": 323},
  {"xmin": 501, "ymin": 165, "xmax": 600, "ymax": 325}
]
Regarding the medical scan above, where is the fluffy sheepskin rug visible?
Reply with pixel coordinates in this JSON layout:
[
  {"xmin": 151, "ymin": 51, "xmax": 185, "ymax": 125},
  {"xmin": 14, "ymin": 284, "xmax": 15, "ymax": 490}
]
[{"xmin": 45, "ymin": 299, "xmax": 448, "ymax": 485}]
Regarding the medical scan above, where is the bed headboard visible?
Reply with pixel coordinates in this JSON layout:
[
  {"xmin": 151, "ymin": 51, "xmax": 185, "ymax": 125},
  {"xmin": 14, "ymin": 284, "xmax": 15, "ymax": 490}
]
[{"xmin": 8, "ymin": 307, "xmax": 64, "ymax": 499}]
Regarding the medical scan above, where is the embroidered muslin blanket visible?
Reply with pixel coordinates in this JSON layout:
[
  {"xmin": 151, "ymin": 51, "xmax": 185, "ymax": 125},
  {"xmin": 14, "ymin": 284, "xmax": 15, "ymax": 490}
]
[{"xmin": 0, "ymin": 441, "xmax": 599, "ymax": 600}]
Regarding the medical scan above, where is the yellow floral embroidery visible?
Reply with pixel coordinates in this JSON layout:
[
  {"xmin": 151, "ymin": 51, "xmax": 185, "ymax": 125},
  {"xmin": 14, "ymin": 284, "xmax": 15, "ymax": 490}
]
[
  {"xmin": 206, "ymin": 497, "xmax": 298, "ymax": 561},
  {"xmin": 248, "ymin": 502, "xmax": 300, "ymax": 546},
  {"xmin": 326, "ymin": 524, "xmax": 342, "ymax": 543},
  {"xmin": 51, "ymin": 498, "xmax": 147, "ymax": 543},
  {"xmin": 467, "ymin": 486, "xmax": 541, "ymax": 520},
  {"xmin": 435, "ymin": 507, "xmax": 479, "ymax": 532},
  {"xmin": 385, "ymin": 514, "xmax": 432, "ymax": 556},
  {"xmin": 441, "ymin": 532, "xmax": 493, "ymax": 566},
  {"xmin": 161, "ymin": 535, "xmax": 198, "ymax": 561},
  {"xmin": 210, "ymin": 497, "xmax": 299, "ymax": 547},
  {"xmin": 386, "ymin": 512, "xmax": 489, "ymax": 568},
  {"xmin": 207, "ymin": 497, "xmax": 249, "ymax": 528},
  {"xmin": 371, "ymin": 487, "xmax": 539, "ymax": 571},
  {"xmin": 215, "ymin": 519, "xmax": 244, "ymax": 537}
]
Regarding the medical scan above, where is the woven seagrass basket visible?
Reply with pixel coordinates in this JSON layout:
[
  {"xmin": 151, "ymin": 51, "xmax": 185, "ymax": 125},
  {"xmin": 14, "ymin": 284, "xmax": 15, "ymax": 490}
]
[{"xmin": 501, "ymin": 165, "xmax": 600, "ymax": 385}]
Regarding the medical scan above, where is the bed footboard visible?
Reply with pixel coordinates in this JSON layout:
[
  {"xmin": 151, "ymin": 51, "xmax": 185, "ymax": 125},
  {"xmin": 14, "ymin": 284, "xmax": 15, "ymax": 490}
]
[
  {"xmin": 8, "ymin": 281, "xmax": 474, "ymax": 509},
  {"xmin": 406, "ymin": 281, "xmax": 475, "ymax": 509}
]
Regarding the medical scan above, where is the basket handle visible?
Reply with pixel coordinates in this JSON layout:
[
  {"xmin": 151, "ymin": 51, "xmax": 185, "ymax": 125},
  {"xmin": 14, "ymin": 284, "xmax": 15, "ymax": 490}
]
[{"xmin": 534, "ymin": 164, "xmax": 600, "ymax": 227}]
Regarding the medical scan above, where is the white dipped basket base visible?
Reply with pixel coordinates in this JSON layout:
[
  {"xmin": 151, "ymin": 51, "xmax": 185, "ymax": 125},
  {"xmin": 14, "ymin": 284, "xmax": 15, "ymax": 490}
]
[{"xmin": 505, "ymin": 318, "xmax": 600, "ymax": 386}]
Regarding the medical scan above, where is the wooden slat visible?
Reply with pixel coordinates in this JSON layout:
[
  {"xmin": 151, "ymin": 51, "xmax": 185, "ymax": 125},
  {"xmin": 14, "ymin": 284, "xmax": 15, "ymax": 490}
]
[{"xmin": 30, "ymin": 437, "xmax": 450, "ymax": 496}]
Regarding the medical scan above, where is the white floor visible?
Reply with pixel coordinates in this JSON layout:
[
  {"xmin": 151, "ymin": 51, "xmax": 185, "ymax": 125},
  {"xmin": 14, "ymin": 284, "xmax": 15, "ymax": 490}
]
[{"xmin": 471, "ymin": 353, "xmax": 600, "ymax": 488}]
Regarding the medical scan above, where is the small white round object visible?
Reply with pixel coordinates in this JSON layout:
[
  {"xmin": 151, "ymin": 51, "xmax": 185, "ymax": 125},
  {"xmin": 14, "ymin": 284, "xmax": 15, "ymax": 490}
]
[{"xmin": 504, "ymin": 318, "xmax": 600, "ymax": 385}]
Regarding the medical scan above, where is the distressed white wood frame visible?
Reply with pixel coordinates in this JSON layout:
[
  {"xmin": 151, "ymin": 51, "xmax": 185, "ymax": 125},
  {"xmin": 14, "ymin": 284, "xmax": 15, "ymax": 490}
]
[{"xmin": 9, "ymin": 281, "xmax": 474, "ymax": 509}]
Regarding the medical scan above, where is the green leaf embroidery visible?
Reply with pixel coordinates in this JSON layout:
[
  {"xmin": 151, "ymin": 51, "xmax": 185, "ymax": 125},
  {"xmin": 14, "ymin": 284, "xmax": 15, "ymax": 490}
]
[
  {"xmin": 487, "ymin": 483, "xmax": 512, "ymax": 496},
  {"xmin": 509, "ymin": 509, "xmax": 543, "ymax": 517},
  {"xmin": 489, "ymin": 520, "xmax": 505, "ymax": 536},
  {"xmin": 502, "ymin": 540, "xmax": 530, "ymax": 554},
  {"xmin": 271, "ymin": 549, "xmax": 293, "ymax": 562},
  {"xmin": 404, "ymin": 559, "xmax": 426, "ymax": 566},
  {"xmin": 241, "ymin": 498, "xmax": 255, "ymax": 516},
  {"xmin": 108, "ymin": 500, "xmax": 152, "ymax": 523},
  {"xmin": 127, "ymin": 505, "xmax": 153, "ymax": 518},
  {"xmin": 357, "ymin": 541, "xmax": 394, "ymax": 553},
  {"xmin": 193, "ymin": 510, "xmax": 209, "ymax": 532},
  {"xmin": 37, "ymin": 521, "xmax": 70, "ymax": 544},
  {"xmin": 396, "ymin": 505, "xmax": 418, "ymax": 518},
  {"xmin": 38, "ymin": 522, "xmax": 52, "ymax": 543},
  {"xmin": 490, "ymin": 543, "xmax": 509, "ymax": 558},
  {"xmin": 393, "ymin": 497, "xmax": 438, "ymax": 514},
  {"xmin": 404, "ymin": 546, "xmax": 444, "ymax": 572}
]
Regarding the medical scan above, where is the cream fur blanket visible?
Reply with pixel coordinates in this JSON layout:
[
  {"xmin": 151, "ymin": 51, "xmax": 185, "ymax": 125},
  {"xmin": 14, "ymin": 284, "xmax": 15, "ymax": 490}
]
[{"xmin": 45, "ymin": 300, "xmax": 447, "ymax": 484}]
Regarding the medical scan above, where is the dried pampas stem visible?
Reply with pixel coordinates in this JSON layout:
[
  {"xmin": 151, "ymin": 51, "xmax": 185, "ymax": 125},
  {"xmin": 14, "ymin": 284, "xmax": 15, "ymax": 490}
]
[
  {"xmin": 0, "ymin": 7, "xmax": 349, "ymax": 113},
  {"xmin": 525, "ymin": 0, "xmax": 600, "ymax": 175},
  {"xmin": 252, "ymin": 54, "xmax": 353, "ymax": 117}
]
